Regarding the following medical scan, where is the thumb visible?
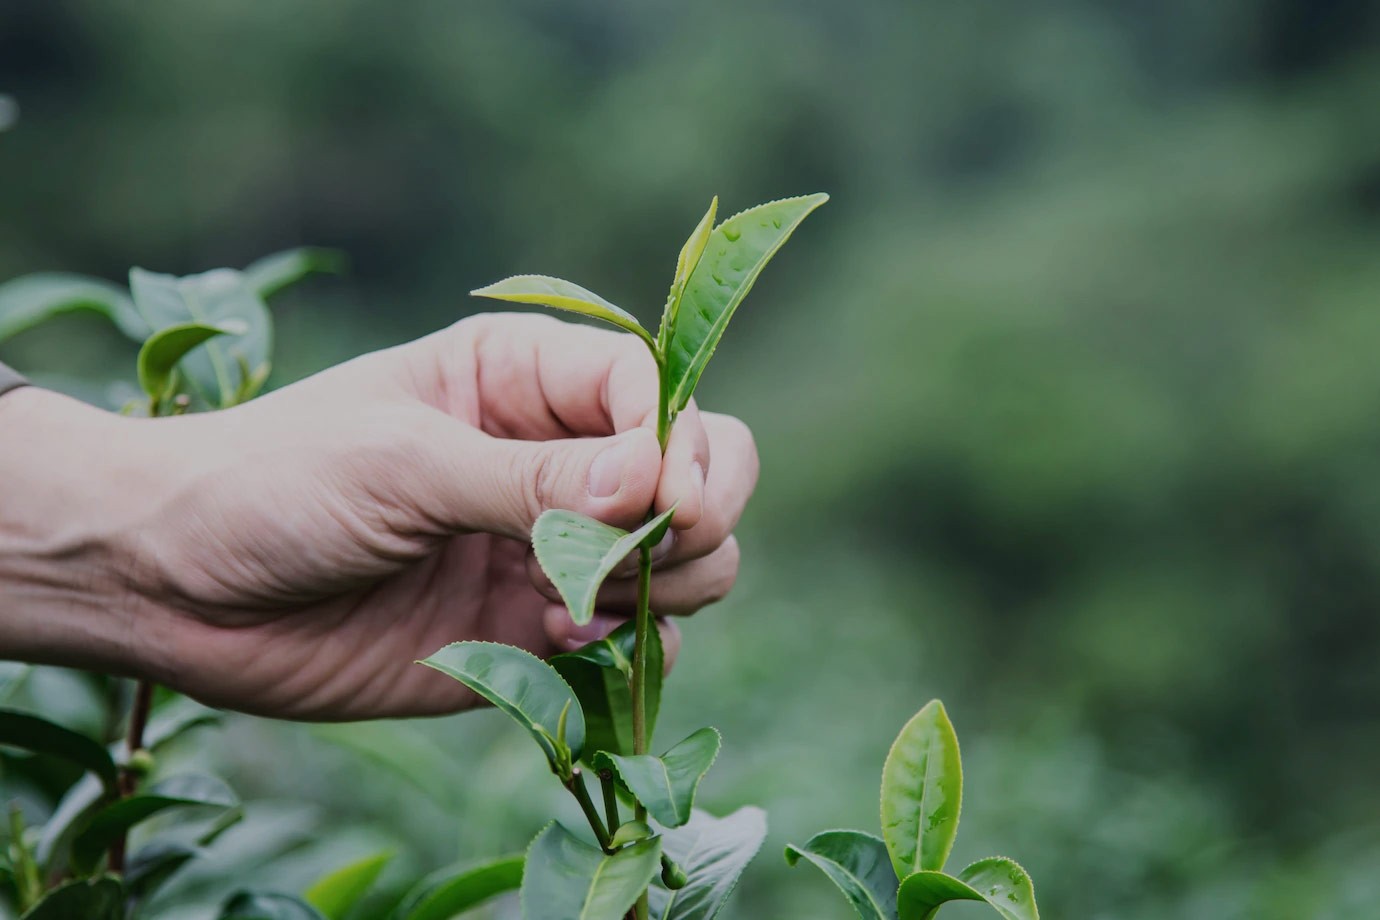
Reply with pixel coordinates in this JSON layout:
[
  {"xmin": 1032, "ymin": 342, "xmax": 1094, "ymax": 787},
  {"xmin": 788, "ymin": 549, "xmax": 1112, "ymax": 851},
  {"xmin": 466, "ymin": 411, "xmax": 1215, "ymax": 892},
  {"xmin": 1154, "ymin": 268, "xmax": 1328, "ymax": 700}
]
[{"xmin": 432, "ymin": 423, "xmax": 662, "ymax": 541}]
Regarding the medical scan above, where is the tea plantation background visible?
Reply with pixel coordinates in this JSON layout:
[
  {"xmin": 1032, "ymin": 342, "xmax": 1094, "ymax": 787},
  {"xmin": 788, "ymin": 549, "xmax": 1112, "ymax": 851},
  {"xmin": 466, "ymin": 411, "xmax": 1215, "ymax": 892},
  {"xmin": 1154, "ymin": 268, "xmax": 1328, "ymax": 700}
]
[{"xmin": 4, "ymin": 2, "xmax": 1380, "ymax": 917}]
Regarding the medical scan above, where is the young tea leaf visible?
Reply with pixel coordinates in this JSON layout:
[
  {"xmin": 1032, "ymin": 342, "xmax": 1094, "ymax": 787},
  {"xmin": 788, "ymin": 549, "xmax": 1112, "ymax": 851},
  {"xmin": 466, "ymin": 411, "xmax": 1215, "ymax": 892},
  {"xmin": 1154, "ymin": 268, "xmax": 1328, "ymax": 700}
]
[
  {"xmin": 880, "ymin": 700, "xmax": 962, "ymax": 878},
  {"xmin": 18, "ymin": 875, "xmax": 124, "ymax": 920},
  {"xmin": 418, "ymin": 641, "xmax": 586, "ymax": 769},
  {"xmin": 0, "ymin": 707, "xmax": 119, "ymax": 795},
  {"xmin": 137, "ymin": 320, "xmax": 248, "ymax": 403},
  {"xmin": 70, "ymin": 773, "xmax": 238, "ymax": 874},
  {"xmin": 550, "ymin": 620, "xmax": 663, "ymax": 760},
  {"xmin": 784, "ymin": 830, "xmax": 899, "ymax": 920},
  {"xmin": 647, "ymin": 806, "xmax": 767, "ymax": 920},
  {"xmin": 0, "ymin": 273, "xmax": 147, "ymax": 344},
  {"xmin": 519, "ymin": 822, "xmax": 661, "ymax": 920},
  {"xmin": 609, "ymin": 820, "xmax": 656, "ymax": 850},
  {"xmin": 532, "ymin": 507, "xmax": 677, "ymax": 627},
  {"xmin": 472, "ymin": 275, "xmax": 655, "ymax": 350},
  {"xmin": 665, "ymin": 193, "xmax": 828, "ymax": 411},
  {"xmin": 392, "ymin": 855, "xmax": 524, "ymax": 920},
  {"xmin": 242, "ymin": 248, "xmax": 346, "ymax": 300},
  {"xmin": 659, "ymin": 197, "xmax": 719, "ymax": 348},
  {"xmin": 896, "ymin": 857, "xmax": 1039, "ymax": 920},
  {"xmin": 220, "ymin": 891, "xmax": 329, "ymax": 920},
  {"xmin": 304, "ymin": 850, "xmax": 393, "ymax": 920},
  {"xmin": 593, "ymin": 728, "xmax": 721, "ymax": 829}
]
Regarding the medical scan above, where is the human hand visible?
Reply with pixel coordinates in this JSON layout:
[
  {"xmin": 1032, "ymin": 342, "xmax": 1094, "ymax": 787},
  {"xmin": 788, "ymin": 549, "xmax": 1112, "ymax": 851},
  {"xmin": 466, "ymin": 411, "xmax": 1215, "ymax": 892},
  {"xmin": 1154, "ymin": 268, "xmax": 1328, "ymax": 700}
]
[{"xmin": 0, "ymin": 314, "xmax": 757, "ymax": 719}]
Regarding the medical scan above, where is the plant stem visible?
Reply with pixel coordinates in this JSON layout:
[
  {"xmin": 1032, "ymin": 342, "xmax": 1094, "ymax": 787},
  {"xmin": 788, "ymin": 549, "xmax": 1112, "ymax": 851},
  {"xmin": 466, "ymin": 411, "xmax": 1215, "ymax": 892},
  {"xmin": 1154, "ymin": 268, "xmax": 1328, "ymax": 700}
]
[
  {"xmin": 110, "ymin": 677, "xmax": 154, "ymax": 874},
  {"xmin": 565, "ymin": 769, "xmax": 610, "ymax": 851},
  {"xmin": 599, "ymin": 770, "xmax": 621, "ymax": 836}
]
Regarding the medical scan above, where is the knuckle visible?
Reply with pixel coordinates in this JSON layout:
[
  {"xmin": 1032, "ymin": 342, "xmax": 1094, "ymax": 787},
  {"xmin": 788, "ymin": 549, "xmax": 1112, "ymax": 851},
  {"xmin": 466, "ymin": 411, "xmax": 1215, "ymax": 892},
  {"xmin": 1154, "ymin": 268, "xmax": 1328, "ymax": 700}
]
[{"xmin": 520, "ymin": 442, "xmax": 560, "ymax": 522}]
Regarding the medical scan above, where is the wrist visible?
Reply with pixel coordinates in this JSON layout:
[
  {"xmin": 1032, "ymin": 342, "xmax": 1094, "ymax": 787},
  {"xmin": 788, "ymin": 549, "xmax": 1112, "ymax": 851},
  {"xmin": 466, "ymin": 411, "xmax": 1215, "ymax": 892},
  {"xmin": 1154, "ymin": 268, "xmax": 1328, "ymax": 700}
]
[{"xmin": 0, "ymin": 388, "xmax": 172, "ymax": 681}]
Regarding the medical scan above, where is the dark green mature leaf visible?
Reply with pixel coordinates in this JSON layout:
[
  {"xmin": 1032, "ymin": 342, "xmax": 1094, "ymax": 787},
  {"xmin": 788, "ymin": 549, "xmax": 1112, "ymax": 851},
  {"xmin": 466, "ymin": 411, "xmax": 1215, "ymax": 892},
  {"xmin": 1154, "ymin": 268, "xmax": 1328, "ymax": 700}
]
[
  {"xmin": 0, "ymin": 273, "xmax": 147, "ymax": 343},
  {"xmin": 593, "ymin": 728, "xmax": 720, "ymax": 828},
  {"xmin": 129, "ymin": 267, "xmax": 272, "ymax": 407},
  {"xmin": 532, "ymin": 507, "xmax": 677, "ymax": 627},
  {"xmin": 472, "ymin": 275, "xmax": 655, "ymax": 349},
  {"xmin": 392, "ymin": 855, "xmax": 524, "ymax": 920},
  {"xmin": 0, "ymin": 708, "xmax": 119, "ymax": 795},
  {"xmin": 36, "ymin": 774, "xmax": 105, "ymax": 868},
  {"xmin": 221, "ymin": 891, "xmax": 329, "ymax": 920},
  {"xmin": 784, "ymin": 831, "xmax": 898, "ymax": 920},
  {"xmin": 648, "ymin": 807, "xmax": 767, "ymax": 920},
  {"xmin": 71, "ymin": 773, "xmax": 238, "ymax": 873},
  {"xmin": 519, "ymin": 822, "xmax": 661, "ymax": 920},
  {"xmin": 418, "ymin": 641, "xmax": 585, "ymax": 768},
  {"xmin": 137, "ymin": 320, "xmax": 247, "ymax": 402},
  {"xmin": 881, "ymin": 701, "xmax": 962, "ymax": 878},
  {"xmin": 896, "ymin": 857, "xmax": 1039, "ymax": 920},
  {"xmin": 666, "ymin": 194, "xmax": 828, "ymax": 411},
  {"xmin": 243, "ymin": 248, "xmax": 346, "ymax": 299},
  {"xmin": 659, "ymin": 197, "xmax": 719, "ymax": 349},
  {"xmin": 19, "ymin": 875, "xmax": 123, "ymax": 920},
  {"xmin": 551, "ymin": 620, "xmax": 663, "ymax": 760},
  {"xmin": 126, "ymin": 840, "xmax": 200, "ymax": 902},
  {"xmin": 304, "ymin": 850, "xmax": 393, "ymax": 919}
]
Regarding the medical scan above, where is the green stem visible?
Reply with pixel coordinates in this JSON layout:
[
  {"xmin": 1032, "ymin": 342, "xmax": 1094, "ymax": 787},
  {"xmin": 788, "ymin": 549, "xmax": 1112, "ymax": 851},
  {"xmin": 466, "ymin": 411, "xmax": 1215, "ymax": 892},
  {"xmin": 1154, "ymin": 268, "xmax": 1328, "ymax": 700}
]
[
  {"xmin": 599, "ymin": 770, "xmax": 621, "ymax": 836},
  {"xmin": 565, "ymin": 769, "xmax": 611, "ymax": 851}
]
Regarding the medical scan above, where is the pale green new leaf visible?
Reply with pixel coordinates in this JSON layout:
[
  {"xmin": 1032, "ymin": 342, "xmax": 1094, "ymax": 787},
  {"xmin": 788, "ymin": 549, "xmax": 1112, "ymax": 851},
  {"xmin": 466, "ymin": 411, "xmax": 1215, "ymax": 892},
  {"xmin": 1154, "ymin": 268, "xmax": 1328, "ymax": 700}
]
[
  {"xmin": 70, "ymin": 773, "xmax": 238, "ymax": 874},
  {"xmin": 784, "ymin": 831, "xmax": 898, "ymax": 920},
  {"xmin": 659, "ymin": 197, "xmax": 719, "ymax": 348},
  {"xmin": 609, "ymin": 821, "xmax": 655, "ymax": 850},
  {"xmin": 19, "ymin": 876, "xmax": 124, "ymax": 920},
  {"xmin": 648, "ymin": 807, "xmax": 767, "ymax": 920},
  {"xmin": 243, "ymin": 247, "xmax": 346, "ymax": 299},
  {"xmin": 551, "ymin": 620, "xmax": 663, "ymax": 760},
  {"xmin": 519, "ymin": 822, "xmax": 661, "ymax": 920},
  {"xmin": 0, "ymin": 273, "xmax": 147, "ymax": 343},
  {"xmin": 896, "ymin": 857, "xmax": 1039, "ymax": 920},
  {"xmin": 137, "ymin": 320, "xmax": 248, "ymax": 402},
  {"xmin": 665, "ymin": 194, "xmax": 828, "ymax": 410},
  {"xmin": 533, "ymin": 507, "xmax": 677, "ymax": 627},
  {"xmin": 593, "ymin": 728, "xmax": 720, "ymax": 829},
  {"xmin": 418, "ymin": 641, "xmax": 585, "ymax": 767},
  {"xmin": 392, "ymin": 855, "xmax": 524, "ymax": 920},
  {"xmin": 472, "ymin": 275, "xmax": 654, "ymax": 349},
  {"xmin": 880, "ymin": 700, "xmax": 962, "ymax": 878},
  {"xmin": 304, "ymin": 850, "xmax": 393, "ymax": 919}
]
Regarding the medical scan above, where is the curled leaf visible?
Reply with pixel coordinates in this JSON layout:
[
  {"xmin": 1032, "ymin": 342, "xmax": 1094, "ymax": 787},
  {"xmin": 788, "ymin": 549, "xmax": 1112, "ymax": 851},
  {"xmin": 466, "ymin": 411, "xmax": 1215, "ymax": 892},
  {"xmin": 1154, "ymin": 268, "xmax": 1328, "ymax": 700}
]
[
  {"xmin": 472, "ymin": 275, "xmax": 655, "ymax": 349},
  {"xmin": 896, "ymin": 857, "xmax": 1038, "ymax": 920}
]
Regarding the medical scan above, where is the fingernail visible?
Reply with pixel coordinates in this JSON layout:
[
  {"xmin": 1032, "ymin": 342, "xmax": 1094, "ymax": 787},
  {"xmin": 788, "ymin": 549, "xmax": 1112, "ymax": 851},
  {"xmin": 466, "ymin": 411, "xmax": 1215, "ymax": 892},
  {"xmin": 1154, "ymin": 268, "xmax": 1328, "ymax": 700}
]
[
  {"xmin": 563, "ymin": 615, "xmax": 622, "ymax": 649},
  {"xmin": 651, "ymin": 530, "xmax": 675, "ymax": 563},
  {"xmin": 588, "ymin": 438, "xmax": 630, "ymax": 498},
  {"xmin": 691, "ymin": 461, "xmax": 706, "ymax": 509}
]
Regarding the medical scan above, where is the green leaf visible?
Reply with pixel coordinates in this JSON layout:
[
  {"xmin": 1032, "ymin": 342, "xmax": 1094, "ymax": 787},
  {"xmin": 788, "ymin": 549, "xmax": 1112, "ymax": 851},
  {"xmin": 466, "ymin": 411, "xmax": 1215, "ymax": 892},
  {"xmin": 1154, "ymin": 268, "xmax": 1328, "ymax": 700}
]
[
  {"xmin": 0, "ymin": 273, "xmax": 147, "ymax": 343},
  {"xmin": 0, "ymin": 708, "xmax": 119, "ymax": 795},
  {"xmin": 532, "ymin": 507, "xmax": 678, "ymax": 627},
  {"xmin": 896, "ymin": 857, "xmax": 1039, "ymax": 920},
  {"xmin": 221, "ymin": 891, "xmax": 329, "ymax": 920},
  {"xmin": 129, "ymin": 267, "xmax": 272, "ymax": 408},
  {"xmin": 70, "ymin": 773, "xmax": 238, "ymax": 874},
  {"xmin": 19, "ymin": 875, "xmax": 123, "ymax": 920},
  {"xmin": 392, "ymin": 855, "xmax": 524, "ymax": 920},
  {"xmin": 142, "ymin": 697, "xmax": 222, "ymax": 751},
  {"xmin": 550, "ymin": 620, "xmax": 663, "ymax": 760},
  {"xmin": 592, "ymin": 728, "xmax": 720, "ymax": 829},
  {"xmin": 648, "ymin": 806, "xmax": 767, "ymax": 920},
  {"xmin": 880, "ymin": 700, "xmax": 962, "ymax": 878},
  {"xmin": 784, "ymin": 831, "xmax": 898, "ymax": 920},
  {"xmin": 126, "ymin": 840, "xmax": 200, "ymax": 902},
  {"xmin": 243, "ymin": 247, "xmax": 346, "ymax": 299},
  {"xmin": 36, "ymin": 774, "xmax": 106, "ymax": 869},
  {"xmin": 304, "ymin": 850, "xmax": 393, "ymax": 919},
  {"xmin": 519, "ymin": 822, "xmax": 661, "ymax": 920},
  {"xmin": 137, "ymin": 320, "xmax": 248, "ymax": 402},
  {"xmin": 665, "ymin": 193, "xmax": 828, "ymax": 411},
  {"xmin": 418, "ymin": 641, "xmax": 586, "ymax": 768},
  {"xmin": 659, "ymin": 197, "xmax": 719, "ymax": 348},
  {"xmin": 472, "ymin": 275, "xmax": 655, "ymax": 350}
]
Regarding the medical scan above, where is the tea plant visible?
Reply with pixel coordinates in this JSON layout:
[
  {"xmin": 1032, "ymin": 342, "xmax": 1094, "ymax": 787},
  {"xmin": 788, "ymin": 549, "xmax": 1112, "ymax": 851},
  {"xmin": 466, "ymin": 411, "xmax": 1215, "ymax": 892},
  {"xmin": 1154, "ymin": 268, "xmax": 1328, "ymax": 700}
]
[{"xmin": 785, "ymin": 701, "xmax": 1039, "ymax": 920}]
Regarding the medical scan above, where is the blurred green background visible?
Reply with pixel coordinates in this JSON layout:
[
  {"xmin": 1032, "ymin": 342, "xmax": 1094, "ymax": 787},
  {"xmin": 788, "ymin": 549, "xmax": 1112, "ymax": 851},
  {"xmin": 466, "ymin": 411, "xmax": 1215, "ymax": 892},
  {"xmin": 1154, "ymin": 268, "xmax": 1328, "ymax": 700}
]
[{"xmin": 4, "ymin": 1, "xmax": 1380, "ymax": 917}]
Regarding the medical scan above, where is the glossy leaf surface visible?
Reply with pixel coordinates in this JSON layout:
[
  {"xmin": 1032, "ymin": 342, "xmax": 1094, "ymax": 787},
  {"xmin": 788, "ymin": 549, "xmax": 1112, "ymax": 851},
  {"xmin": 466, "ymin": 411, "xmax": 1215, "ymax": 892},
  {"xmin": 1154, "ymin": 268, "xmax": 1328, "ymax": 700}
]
[
  {"xmin": 393, "ymin": 855, "xmax": 524, "ymax": 920},
  {"xmin": 881, "ymin": 701, "xmax": 962, "ymax": 878},
  {"xmin": 666, "ymin": 194, "xmax": 828, "ymax": 410},
  {"xmin": 785, "ymin": 831, "xmax": 898, "ymax": 920},
  {"xmin": 0, "ymin": 707, "xmax": 119, "ymax": 795},
  {"xmin": 19, "ymin": 876, "xmax": 123, "ymax": 920},
  {"xmin": 0, "ymin": 273, "xmax": 146, "ymax": 343},
  {"xmin": 137, "ymin": 320, "xmax": 247, "ymax": 401},
  {"xmin": 593, "ymin": 728, "xmax": 720, "ymax": 828},
  {"xmin": 304, "ymin": 850, "xmax": 393, "ymax": 919},
  {"xmin": 243, "ymin": 247, "xmax": 345, "ymax": 299},
  {"xmin": 129, "ymin": 267, "xmax": 272, "ymax": 407},
  {"xmin": 419, "ymin": 641, "xmax": 585, "ymax": 767},
  {"xmin": 533, "ymin": 507, "xmax": 677, "ymax": 626},
  {"xmin": 126, "ymin": 841, "xmax": 200, "ymax": 902},
  {"xmin": 71, "ymin": 773, "xmax": 237, "ymax": 873},
  {"xmin": 896, "ymin": 857, "xmax": 1038, "ymax": 920},
  {"xmin": 648, "ymin": 807, "xmax": 767, "ymax": 920},
  {"xmin": 221, "ymin": 891, "xmax": 329, "ymax": 919},
  {"xmin": 550, "ymin": 620, "xmax": 662, "ymax": 759},
  {"xmin": 659, "ymin": 197, "xmax": 719, "ymax": 347},
  {"xmin": 472, "ymin": 275, "xmax": 654, "ymax": 348},
  {"xmin": 520, "ymin": 822, "xmax": 661, "ymax": 920}
]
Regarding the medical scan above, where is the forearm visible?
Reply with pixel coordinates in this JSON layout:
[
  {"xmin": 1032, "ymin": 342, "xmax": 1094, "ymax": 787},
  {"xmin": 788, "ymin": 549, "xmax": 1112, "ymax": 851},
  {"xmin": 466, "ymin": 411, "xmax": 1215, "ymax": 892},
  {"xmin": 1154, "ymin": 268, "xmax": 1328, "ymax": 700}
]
[{"xmin": 0, "ymin": 387, "xmax": 166, "ymax": 679}]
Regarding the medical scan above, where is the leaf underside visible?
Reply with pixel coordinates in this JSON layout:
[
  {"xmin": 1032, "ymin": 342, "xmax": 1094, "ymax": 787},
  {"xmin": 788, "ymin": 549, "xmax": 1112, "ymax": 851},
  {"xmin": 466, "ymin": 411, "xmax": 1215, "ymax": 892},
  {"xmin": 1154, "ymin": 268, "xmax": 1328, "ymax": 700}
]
[
  {"xmin": 137, "ymin": 321, "xmax": 246, "ymax": 401},
  {"xmin": 551, "ymin": 620, "xmax": 663, "ymax": 759},
  {"xmin": 648, "ymin": 807, "xmax": 768, "ymax": 920},
  {"xmin": 532, "ymin": 507, "xmax": 677, "ymax": 627},
  {"xmin": 896, "ymin": 857, "xmax": 1039, "ymax": 920},
  {"xmin": 593, "ymin": 727, "xmax": 721, "ymax": 828},
  {"xmin": 242, "ymin": 247, "xmax": 346, "ymax": 300},
  {"xmin": 785, "ymin": 830, "xmax": 899, "ymax": 920},
  {"xmin": 880, "ymin": 700, "xmax": 962, "ymax": 878},
  {"xmin": 519, "ymin": 822, "xmax": 662, "ymax": 920},
  {"xmin": 392, "ymin": 855, "xmax": 525, "ymax": 920},
  {"xmin": 0, "ymin": 273, "xmax": 147, "ymax": 344},
  {"xmin": 472, "ymin": 274, "xmax": 654, "ymax": 348},
  {"xmin": 0, "ymin": 707, "xmax": 120, "ymax": 795}
]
